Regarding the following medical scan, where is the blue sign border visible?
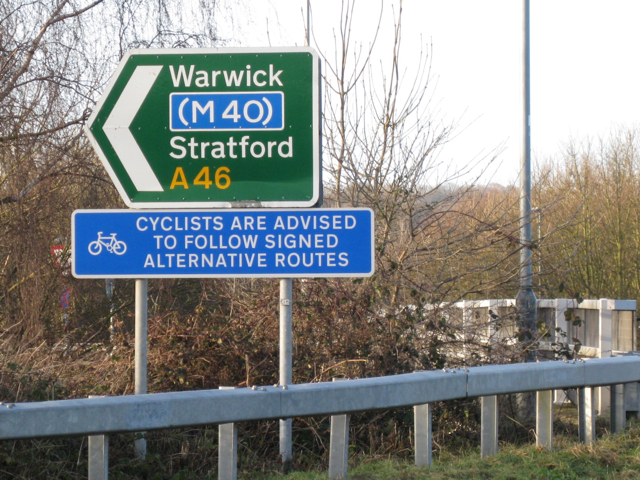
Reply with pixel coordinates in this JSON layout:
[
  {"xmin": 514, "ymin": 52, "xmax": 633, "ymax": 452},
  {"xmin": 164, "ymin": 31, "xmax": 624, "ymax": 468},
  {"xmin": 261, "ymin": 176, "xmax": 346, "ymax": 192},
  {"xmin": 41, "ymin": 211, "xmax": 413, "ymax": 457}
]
[{"xmin": 72, "ymin": 209, "xmax": 374, "ymax": 278}]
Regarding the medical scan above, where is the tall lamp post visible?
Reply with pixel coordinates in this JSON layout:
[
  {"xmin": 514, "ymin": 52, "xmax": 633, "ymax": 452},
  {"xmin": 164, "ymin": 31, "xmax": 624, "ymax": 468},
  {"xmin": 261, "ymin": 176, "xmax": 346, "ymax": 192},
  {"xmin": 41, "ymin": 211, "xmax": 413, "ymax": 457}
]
[
  {"xmin": 515, "ymin": 0, "xmax": 537, "ymax": 361},
  {"xmin": 532, "ymin": 207, "xmax": 542, "ymax": 288}
]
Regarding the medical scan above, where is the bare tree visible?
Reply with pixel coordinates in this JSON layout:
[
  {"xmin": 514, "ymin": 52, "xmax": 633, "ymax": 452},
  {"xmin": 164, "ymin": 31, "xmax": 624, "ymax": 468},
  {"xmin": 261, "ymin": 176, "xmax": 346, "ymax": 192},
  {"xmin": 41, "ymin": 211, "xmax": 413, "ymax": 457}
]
[
  {"xmin": 535, "ymin": 127, "xmax": 640, "ymax": 301},
  {"xmin": 317, "ymin": 1, "xmax": 528, "ymax": 309},
  {"xmin": 0, "ymin": 0, "xmax": 225, "ymax": 336}
]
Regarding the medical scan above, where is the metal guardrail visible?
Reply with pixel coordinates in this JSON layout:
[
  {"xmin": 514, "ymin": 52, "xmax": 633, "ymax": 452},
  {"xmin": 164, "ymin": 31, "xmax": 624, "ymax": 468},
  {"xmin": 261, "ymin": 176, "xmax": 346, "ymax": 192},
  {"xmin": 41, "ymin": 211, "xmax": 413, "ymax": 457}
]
[{"xmin": 1, "ymin": 356, "xmax": 639, "ymax": 479}]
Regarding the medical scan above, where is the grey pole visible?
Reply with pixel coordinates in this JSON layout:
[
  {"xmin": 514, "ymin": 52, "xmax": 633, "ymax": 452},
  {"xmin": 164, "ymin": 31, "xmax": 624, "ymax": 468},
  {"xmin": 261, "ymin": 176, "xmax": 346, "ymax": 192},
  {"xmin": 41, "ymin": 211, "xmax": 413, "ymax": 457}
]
[
  {"xmin": 134, "ymin": 278, "xmax": 148, "ymax": 459},
  {"xmin": 277, "ymin": 1, "xmax": 310, "ymax": 467},
  {"xmin": 516, "ymin": 0, "xmax": 537, "ymax": 360},
  {"xmin": 279, "ymin": 278, "xmax": 293, "ymax": 465}
]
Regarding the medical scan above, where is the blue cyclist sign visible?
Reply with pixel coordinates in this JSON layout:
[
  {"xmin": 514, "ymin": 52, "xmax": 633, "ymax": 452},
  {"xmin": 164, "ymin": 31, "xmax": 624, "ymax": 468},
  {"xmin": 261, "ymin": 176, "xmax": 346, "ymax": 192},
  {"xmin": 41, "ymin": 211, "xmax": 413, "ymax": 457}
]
[{"xmin": 72, "ymin": 209, "xmax": 374, "ymax": 278}]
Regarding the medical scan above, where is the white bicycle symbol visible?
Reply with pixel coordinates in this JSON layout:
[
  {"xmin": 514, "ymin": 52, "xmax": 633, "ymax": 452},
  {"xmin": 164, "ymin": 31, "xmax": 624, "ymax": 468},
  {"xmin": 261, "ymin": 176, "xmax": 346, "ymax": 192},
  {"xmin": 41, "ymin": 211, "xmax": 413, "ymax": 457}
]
[{"xmin": 88, "ymin": 232, "xmax": 127, "ymax": 255}]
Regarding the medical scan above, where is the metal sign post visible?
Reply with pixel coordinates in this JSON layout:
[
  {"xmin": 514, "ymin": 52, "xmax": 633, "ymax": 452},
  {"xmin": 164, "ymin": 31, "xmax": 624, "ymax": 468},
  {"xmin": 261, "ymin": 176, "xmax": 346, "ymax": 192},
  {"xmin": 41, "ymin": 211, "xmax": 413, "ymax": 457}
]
[
  {"xmin": 105, "ymin": 279, "xmax": 115, "ymax": 342},
  {"xmin": 279, "ymin": 278, "xmax": 292, "ymax": 465},
  {"xmin": 84, "ymin": 47, "xmax": 320, "ymax": 209},
  {"xmin": 134, "ymin": 279, "xmax": 148, "ymax": 459}
]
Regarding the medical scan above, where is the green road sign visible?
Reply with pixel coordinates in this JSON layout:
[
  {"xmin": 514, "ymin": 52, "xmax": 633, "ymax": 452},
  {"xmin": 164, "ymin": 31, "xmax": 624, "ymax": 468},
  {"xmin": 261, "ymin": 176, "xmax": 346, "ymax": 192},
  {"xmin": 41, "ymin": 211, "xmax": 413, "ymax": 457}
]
[{"xmin": 85, "ymin": 48, "xmax": 320, "ymax": 208}]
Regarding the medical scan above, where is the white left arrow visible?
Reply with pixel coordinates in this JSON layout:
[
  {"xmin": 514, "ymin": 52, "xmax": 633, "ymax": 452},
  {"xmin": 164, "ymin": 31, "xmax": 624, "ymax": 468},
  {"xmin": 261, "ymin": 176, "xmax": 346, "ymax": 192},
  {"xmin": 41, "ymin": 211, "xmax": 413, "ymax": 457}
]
[{"xmin": 103, "ymin": 65, "xmax": 164, "ymax": 192}]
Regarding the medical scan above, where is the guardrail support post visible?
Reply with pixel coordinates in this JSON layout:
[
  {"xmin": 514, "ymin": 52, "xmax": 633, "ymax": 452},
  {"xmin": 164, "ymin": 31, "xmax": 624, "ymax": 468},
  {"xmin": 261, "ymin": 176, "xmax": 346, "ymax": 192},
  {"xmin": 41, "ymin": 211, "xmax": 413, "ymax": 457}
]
[
  {"xmin": 578, "ymin": 386, "xmax": 596, "ymax": 444},
  {"xmin": 624, "ymin": 382, "xmax": 640, "ymax": 419},
  {"xmin": 329, "ymin": 378, "xmax": 350, "ymax": 479},
  {"xmin": 536, "ymin": 390, "xmax": 553, "ymax": 450},
  {"xmin": 88, "ymin": 434, "xmax": 109, "ymax": 480},
  {"xmin": 218, "ymin": 423, "xmax": 238, "ymax": 480},
  {"xmin": 329, "ymin": 413, "xmax": 350, "ymax": 479},
  {"xmin": 611, "ymin": 384, "xmax": 626, "ymax": 433},
  {"xmin": 218, "ymin": 387, "xmax": 238, "ymax": 480},
  {"xmin": 414, "ymin": 403, "xmax": 432, "ymax": 467},
  {"xmin": 88, "ymin": 395, "xmax": 108, "ymax": 480},
  {"xmin": 481, "ymin": 395, "xmax": 498, "ymax": 458}
]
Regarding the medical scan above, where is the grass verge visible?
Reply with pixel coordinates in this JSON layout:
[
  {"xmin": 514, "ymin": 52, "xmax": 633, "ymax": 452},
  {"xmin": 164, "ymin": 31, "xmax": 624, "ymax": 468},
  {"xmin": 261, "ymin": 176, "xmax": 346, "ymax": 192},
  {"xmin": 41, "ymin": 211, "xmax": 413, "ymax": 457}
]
[{"xmin": 258, "ymin": 420, "xmax": 640, "ymax": 480}]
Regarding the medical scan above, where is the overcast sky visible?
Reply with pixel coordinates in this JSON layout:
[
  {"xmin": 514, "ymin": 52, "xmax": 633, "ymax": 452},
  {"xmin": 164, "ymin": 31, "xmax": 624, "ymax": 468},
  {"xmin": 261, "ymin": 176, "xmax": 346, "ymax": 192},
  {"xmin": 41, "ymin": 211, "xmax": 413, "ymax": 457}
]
[{"xmin": 221, "ymin": 0, "xmax": 640, "ymax": 185}]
